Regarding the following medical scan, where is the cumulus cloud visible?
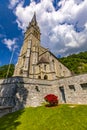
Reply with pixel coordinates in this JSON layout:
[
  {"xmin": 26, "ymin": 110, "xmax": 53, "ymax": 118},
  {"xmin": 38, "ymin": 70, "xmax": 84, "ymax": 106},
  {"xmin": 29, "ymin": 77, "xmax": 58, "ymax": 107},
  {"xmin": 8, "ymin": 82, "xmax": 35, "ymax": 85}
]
[
  {"xmin": 8, "ymin": 0, "xmax": 24, "ymax": 9},
  {"xmin": 8, "ymin": 0, "xmax": 87, "ymax": 56},
  {"xmin": 3, "ymin": 38, "xmax": 18, "ymax": 51}
]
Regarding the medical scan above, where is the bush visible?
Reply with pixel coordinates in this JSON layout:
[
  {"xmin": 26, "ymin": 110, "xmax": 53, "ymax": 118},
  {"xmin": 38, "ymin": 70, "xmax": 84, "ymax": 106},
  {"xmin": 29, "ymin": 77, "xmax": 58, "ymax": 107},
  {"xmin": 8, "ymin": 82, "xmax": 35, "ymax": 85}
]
[{"xmin": 44, "ymin": 94, "xmax": 58, "ymax": 106}]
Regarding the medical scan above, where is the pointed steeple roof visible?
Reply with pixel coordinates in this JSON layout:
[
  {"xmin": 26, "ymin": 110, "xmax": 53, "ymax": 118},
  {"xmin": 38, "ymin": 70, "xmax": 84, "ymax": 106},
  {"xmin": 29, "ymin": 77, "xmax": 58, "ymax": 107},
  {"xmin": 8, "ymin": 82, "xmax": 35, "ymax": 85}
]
[
  {"xmin": 31, "ymin": 12, "xmax": 36, "ymax": 24},
  {"xmin": 30, "ymin": 12, "xmax": 37, "ymax": 26},
  {"xmin": 26, "ymin": 12, "xmax": 40, "ymax": 34}
]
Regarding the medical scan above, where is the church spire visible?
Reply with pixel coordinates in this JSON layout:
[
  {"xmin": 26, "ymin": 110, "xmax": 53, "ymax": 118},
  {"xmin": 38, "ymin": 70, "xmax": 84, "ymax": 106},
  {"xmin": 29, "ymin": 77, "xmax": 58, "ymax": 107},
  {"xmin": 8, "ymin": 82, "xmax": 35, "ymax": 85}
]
[
  {"xmin": 31, "ymin": 12, "xmax": 36, "ymax": 24},
  {"xmin": 30, "ymin": 12, "xmax": 37, "ymax": 26},
  {"xmin": 25, "ymin": 12, "xmax": 40, "ymax": 41}
]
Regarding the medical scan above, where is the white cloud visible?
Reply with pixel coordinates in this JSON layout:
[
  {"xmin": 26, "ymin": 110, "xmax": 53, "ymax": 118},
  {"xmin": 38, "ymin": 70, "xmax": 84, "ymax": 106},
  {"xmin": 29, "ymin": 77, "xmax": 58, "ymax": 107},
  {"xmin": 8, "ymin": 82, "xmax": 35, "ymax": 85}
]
[
  {"xmin": 8, "ymin": 0, "xmax": 24, "ymax": 9},
  {"xmin": 8, "ymin": 0, "xmax": 87, "ymax": 56},
  {"xmin": 3, "ymin": 38, "xmax": 18, "ymax": 51}
]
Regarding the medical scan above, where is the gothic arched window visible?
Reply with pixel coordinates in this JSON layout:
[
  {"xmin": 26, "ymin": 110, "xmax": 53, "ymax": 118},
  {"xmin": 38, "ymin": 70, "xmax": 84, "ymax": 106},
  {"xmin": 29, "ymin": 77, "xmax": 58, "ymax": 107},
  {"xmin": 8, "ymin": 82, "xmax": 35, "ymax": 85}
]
[
  {"xmin": 44, "ymin": 75, "xmax": 48, "ymax": 80},
  {"xmin": 51, "ymin": 59, "xmax": 55, "ymax": 72},
  {"xmin": 39, "ymin": 65, "xmax": 41, "ymax": 72},
  {"xmin": 35, "ymin": 86, "xmax": 40, "ymax": 92},
  {"xmin": 20, "ymin": 69, "xmax": 23, "ymax": 74},
  {"xmin": 44, "ymin": 65, "xmax": 46, "ymax": 71},
  {"xmin": 38, "ymin": 76, "xmax": 41, "ymax": 79}
]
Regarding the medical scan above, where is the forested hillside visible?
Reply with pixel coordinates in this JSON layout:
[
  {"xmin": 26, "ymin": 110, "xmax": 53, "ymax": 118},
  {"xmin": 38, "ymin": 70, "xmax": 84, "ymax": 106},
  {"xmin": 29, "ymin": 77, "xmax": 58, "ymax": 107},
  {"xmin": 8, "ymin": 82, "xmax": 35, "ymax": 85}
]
[
  {"xmin": 0, "ymin": 64, "xmax": 15, "ymax": 79},
  {"xmin": 59, "ymin": 51, "xmax": 87, "ymax": 74}
]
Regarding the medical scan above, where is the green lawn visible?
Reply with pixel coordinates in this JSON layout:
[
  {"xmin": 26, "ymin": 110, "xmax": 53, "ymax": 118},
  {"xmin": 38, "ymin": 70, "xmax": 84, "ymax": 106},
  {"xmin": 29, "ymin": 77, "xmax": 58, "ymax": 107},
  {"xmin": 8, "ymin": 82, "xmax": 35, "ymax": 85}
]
[{"xmin": 0, "ymin": 104, "xmax": 87, "ymax": 130}]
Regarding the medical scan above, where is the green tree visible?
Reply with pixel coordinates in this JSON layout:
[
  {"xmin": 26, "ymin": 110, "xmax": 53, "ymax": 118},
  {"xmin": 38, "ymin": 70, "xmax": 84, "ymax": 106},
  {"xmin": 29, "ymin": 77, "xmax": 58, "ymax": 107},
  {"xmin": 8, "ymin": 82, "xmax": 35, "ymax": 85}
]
[{"xmin": 0, "ymin": 64, "xmax": 15, "ymax": 79}]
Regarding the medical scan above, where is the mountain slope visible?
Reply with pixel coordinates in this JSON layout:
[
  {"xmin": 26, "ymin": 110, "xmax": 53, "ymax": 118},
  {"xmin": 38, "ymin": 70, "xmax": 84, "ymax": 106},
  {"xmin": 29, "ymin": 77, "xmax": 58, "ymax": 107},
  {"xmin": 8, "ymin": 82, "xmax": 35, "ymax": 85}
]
[{"xmin": 59, "ymin": 51, "xmax": 87, "ymax": 74}]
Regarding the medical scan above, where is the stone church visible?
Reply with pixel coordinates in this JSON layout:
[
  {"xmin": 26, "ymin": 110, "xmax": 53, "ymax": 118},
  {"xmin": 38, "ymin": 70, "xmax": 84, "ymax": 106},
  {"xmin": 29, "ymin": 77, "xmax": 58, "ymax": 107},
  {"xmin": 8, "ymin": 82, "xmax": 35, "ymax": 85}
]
[
  {"xmin": 14, "ymin": 13, "xmax": 72, "ymax": 80},
  {"xmin": 0, "ymin": 13, "xmax": 87, "ymax": 115}
]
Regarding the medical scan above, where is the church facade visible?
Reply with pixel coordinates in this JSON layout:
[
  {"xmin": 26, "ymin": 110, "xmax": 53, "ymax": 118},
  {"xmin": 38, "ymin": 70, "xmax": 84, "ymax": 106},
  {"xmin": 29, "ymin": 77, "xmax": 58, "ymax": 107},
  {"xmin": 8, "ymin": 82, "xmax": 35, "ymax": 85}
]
[
  {"xmin": 14, "ymin": 13, "xmax": 72, "ymax": 80},
  {"xmin": 0, "ymin": 14, "xmax": 87, "ymax": 113}
]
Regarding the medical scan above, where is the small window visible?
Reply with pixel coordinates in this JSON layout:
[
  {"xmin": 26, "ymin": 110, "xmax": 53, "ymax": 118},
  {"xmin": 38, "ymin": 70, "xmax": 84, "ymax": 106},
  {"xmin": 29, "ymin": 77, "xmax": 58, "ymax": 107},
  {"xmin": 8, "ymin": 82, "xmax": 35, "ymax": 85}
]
[
  {"xmin": 59, "ymin": 86, "xmax": 64, "ymax": 91},
  {"xmin": 23, "ymin": 55, "xmax": 25, "ymax": 59},
  {"xmin": 80, "ymin": 83, "xmax": 87, "ymax": 90},
  {"xmin": 39, "ymin": 65, "xmax": 41, "ymax": 72},
  {"xmin": 44, "ymin": 65, "xmax": 46, "ymax": 71},
  {"xmin": 52, "ymin": 59, "xmax": 54, "ymax": 62},
  {"xmin": 35, "ymin": 86, "xmax": 40, "ymax": 92},
  {"xmin": 38, "ymin": 76, "xmax": 41, "ymax": 79},
  {"xmin": 44, "ymin": 75, "xmax": 48, "ymax": 80},
  {"xmin": 69, "ymin": 85, "xmax": 75, "ymax": 91},
  {"xmin": 20, "ymin": 69, "xmax": 23, "ymax": 74},
  {"xmin": 60, "ymin": 65, "xmax": 62, "ymax": 69}
]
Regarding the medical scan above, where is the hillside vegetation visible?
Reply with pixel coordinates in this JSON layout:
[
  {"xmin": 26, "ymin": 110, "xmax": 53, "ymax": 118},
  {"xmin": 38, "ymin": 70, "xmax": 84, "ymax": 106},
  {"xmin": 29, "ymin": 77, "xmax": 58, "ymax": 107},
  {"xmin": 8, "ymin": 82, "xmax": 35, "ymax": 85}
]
[
  {"xmin": 0, "ymin": 64, "xmax": 15, "ymax": 79},
  {"xmin": 0, "ymin": 104, "xmax": 87, "ymax": 130},
  {"xmin": 59, "ymin": 51, "xmax": 87, "ymax": 74}
]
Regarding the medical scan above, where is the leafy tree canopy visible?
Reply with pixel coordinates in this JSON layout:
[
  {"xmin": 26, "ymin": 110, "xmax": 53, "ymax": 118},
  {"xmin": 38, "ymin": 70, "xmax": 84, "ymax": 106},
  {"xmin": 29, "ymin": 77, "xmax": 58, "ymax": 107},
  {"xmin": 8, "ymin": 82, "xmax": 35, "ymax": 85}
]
[{"xmin": 0, "ymin": 64, "xmax": 15, "ymax": 79}]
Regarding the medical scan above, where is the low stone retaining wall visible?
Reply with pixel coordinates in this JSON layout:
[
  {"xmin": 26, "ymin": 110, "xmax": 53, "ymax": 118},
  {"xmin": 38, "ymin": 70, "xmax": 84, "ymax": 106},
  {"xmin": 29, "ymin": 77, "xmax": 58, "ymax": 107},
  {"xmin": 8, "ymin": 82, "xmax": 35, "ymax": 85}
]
[
  {"xmin": 0, "ymin": 106, "xmax": 13, "ymax": 117},
  {"xmin": 0, "ymin": 74, "xmax": 87, "ymax": 112}
]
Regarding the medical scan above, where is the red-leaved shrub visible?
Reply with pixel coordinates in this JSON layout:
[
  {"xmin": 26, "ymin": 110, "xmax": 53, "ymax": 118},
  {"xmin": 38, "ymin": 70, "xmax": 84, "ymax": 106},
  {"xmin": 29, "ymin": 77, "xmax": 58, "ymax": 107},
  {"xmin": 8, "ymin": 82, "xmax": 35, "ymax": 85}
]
[{"xmin": 44, "ymin": 94, "xmax": 58, "ymax": 106}]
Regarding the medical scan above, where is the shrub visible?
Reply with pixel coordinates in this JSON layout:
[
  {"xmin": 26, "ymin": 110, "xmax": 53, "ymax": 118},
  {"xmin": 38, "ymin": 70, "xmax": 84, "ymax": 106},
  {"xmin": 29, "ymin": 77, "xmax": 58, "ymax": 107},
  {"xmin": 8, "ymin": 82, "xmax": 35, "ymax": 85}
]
[{"xmin": 44, "ymin": 94, "xmax": 58, "ymax": 106}]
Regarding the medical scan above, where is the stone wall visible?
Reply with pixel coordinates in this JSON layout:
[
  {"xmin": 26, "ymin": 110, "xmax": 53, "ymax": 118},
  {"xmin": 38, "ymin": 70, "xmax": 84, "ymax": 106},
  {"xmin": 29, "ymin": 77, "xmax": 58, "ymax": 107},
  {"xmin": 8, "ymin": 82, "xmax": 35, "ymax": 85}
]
[
  {"xmin": 0, "ymin": 106, "xmax": 12, "ymax": 117},
  {"xmin": 0, "ymin": 77, "xmax": 58, "ymax": 112},
  {"xmin": 55, "ymin": 73, "xmax": 87, "ymax": 104},
  {"xmin": 0, "ymin": 74, "xmax": 87, "ymax": 112}
]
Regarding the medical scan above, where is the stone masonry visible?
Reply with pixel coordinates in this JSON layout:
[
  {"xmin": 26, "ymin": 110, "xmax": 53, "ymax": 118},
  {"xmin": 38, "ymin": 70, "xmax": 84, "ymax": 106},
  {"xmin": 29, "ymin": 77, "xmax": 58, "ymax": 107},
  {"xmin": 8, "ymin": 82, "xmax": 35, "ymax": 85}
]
[{"xmin": 0, "ymin": 74, "xmax": 87, "ymax": 112}]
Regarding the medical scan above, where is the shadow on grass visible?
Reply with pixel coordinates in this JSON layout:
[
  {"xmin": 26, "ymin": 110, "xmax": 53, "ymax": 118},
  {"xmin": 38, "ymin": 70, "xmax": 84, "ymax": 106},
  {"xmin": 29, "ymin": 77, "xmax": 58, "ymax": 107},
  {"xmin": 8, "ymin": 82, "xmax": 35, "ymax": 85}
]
[
  {"xmin": 45, "ymin": 104, "xmax": 58, "ymax": 108},
  {"xmin": 0, "ymin": 77, "xmax": 28, "ymax": 129},
  {"xmin": 0, "ymin": 109, "xmax": 25, "ymax": 130}
]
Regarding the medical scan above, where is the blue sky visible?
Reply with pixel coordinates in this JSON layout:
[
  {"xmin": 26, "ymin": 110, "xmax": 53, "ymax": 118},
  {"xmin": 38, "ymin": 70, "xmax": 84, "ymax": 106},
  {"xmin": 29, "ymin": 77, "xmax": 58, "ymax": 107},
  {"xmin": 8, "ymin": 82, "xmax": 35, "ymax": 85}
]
[
  {"xmin": 0, "ymin": 0, "xmax": 87, "ymax": 66},
  {"xmin": 0, "ymin": 0, "xmax": 23, "ymax": 66}
]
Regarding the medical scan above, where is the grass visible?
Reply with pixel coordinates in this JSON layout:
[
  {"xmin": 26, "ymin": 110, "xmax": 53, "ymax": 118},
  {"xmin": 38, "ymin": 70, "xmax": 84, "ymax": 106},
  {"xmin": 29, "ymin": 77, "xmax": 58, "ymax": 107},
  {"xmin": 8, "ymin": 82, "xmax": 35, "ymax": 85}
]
[{"xmin": 0, "ymin": 104, "xmax": 87, "ymax": 130}]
